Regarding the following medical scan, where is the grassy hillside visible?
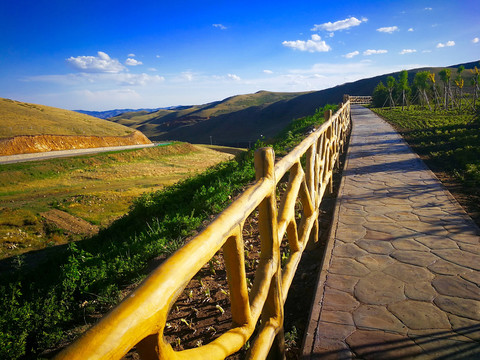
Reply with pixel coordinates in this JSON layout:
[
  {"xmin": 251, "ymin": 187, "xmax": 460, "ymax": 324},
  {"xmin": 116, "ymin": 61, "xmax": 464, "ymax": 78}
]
[
  {"xmin": 0, "ymin": 143, "xmax": 242, "ymax": 260},
  {"xmin": 0, "ymin": 98, "xmax": 135, "ymax": 139},
  {"xmin": 110, "ymin": 91, "xmax": 310, "ymax": 145},
  {"xmin": 107, "ymin": 60, "xmax": 479, "ymax": 146}
]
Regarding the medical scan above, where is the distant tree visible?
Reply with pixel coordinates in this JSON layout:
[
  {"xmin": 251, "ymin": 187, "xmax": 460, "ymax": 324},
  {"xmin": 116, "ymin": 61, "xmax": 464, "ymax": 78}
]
[
  {"xmin": 428, "ymin": 72, "xmax": 440, "ymax": 111},
  {"xmin": 372, "ymin": 81, "xmax": 389, "ymax": 107},
  {"xmin": 414, "ymin": 71, "xmax": 432, "ymax": 110},
  {"xmin": 439, "ymin": 69, "xmax": 452, "ymax": 110},
  {"xmin": 397, "ymin": 70, "xmax": 410, "ymax": 110},
  {"xmin": 455, "ymin": 65, "xmax": 465, "ymax": 110},
  {"xmin": 470, "ymin": 66, "xmax": 480, "ymax": 109},
  {"xmin": 386, "ymin": 76, "xmax": 396, "ymax": 109}
]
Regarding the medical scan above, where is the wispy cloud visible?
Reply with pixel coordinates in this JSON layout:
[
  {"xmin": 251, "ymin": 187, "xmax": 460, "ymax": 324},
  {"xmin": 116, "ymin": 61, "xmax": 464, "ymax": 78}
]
[
  {"xmin": 408, "ymin": 28, "xmax": 414, "ymax": 32},
  {"xmin": 399, "ymin": 49, "xmax": 416, "ymax": 55},
  {"xmin": 311, "ymin": 16, "xmax": 367, "ymax": 32},
  {"xmin": 363, "ymin": 49, "xmax": 388, "ymax": 55},
  {"xmin": 227, "ymin": 74, "xmax": 241, "ymax": 81},
  {"xmin": 377, "ymin": 26, "xmax": 399, "ymax": 34},
  {"xmin": 263, "ymin": 70, "xmax": 273, "ymax": 74},
  {"xmin": 66, "ymin": 51, "xmax": 125, "ymax": 73},
  {"xmin": 436, "ymin": 41, "xmax": 455, "ymax": 48},
  {"xmin": 213, "ymin": 23, "xmax": 227, "ymax": 30},
  {"xmin": 344, "ymin": 51, "xmax": 360, "ymax": 58},
  {"xmin": 425, "ymin": 7, "xmax": 433, "ymax": 11},
  {"xmin": 282, "ymin": 34, "xmax": 331, "ymax": 52},
  {"xmin": 473, "ymin": 37, "xmax": 479, "ymax": 44},
  {"xmin": 128, "ymin": 53, "xmax": 136, "ymax": 58},
  {"xmin": 125, "ymin": 58, "xmax": 143, "ymax": 66},
  {"xmin": 25, "ymin": 72, "xmax": 164, "ymax": 86}
]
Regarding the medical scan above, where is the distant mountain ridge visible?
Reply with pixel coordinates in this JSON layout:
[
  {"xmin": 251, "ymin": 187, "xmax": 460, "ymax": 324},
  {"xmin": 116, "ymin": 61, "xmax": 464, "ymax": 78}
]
[
  {"xmin": 75, "ymin": 108, "xmax": 162, "ymax": 119},
  {"xmin": 107, "ymin": 60, "xmax": 479, "ymax": 147}
]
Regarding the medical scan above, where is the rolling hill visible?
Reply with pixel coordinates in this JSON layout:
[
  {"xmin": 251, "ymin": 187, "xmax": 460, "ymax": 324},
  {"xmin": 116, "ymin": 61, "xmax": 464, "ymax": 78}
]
[
  {"xmin": 0, "ymin": 98, "xmax": 151, "ymax": 155},
  {"xmin": 107, "ymin": 60, "xmax": 479, "ymax": 147}
]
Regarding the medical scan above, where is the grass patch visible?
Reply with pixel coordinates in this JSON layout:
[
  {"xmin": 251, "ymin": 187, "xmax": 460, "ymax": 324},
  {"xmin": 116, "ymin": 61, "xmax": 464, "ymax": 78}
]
[
  {"xmin": 0, "ymin": 105, "xmax": 335, "ymax": 359},
  {"xmin": 0, "ymin": 143, "xmax": 240, "ymax": 259}
]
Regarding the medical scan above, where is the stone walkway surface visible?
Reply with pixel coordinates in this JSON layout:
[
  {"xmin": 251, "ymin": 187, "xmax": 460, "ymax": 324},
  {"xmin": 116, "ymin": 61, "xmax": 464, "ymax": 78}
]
[{"xmin": 302, "ymin": 106, "xmax": 480, "ymax": 359}]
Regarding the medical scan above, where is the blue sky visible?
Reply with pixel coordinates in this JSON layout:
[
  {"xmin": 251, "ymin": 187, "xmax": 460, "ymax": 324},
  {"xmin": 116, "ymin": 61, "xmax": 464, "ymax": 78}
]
[{"xmin": 1, "ymin": 0, "xmax": 479, "ymax": 110}]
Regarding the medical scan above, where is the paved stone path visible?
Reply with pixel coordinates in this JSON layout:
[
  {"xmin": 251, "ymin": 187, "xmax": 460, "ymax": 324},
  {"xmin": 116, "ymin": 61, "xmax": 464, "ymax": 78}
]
[{"xmin": 303, "ymin": 106, "xmax": 480, "ymax": 359}]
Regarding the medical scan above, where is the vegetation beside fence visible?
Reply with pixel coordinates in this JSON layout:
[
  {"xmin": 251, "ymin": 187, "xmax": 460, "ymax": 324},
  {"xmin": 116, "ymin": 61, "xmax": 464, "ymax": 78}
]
[{"xmin": 0, "ymin": 105, "xmax": 337, "ymax": 359}]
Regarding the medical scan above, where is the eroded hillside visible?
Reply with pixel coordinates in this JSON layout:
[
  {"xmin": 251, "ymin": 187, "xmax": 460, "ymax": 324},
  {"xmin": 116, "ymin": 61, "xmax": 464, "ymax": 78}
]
[{"xmin": 0, "ymin": 98, "xmax": 151, "ymax": 155}]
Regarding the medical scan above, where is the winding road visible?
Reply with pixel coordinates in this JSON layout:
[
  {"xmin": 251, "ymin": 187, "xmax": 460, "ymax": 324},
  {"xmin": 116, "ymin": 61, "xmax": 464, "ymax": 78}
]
[{"xmin": 0, "ymin": 143, "xmax": 160, "ymax": 165}]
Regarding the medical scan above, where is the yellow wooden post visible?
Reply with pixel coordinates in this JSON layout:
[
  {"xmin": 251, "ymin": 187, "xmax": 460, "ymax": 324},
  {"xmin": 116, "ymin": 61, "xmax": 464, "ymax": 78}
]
[
  {"xmin": 251, "ymin": 148, "xmax": 285, "ymax": 359},
  {"xmin": 223, "ymin": 228, "xmax": 252, "ymax": 326}
]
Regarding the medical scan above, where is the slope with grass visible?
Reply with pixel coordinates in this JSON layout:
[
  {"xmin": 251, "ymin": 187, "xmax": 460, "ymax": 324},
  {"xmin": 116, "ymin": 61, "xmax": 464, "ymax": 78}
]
[
  {"xmin": 0, "ymin": 98, "xmax": 151, "ymax": 155},
  {"xmin": 0, "ymin": 143, "xmax": 242, "ymax": 260},
  {"xmin": 109, "ymin": 90, "xmax": 312, "ymax": 145}
]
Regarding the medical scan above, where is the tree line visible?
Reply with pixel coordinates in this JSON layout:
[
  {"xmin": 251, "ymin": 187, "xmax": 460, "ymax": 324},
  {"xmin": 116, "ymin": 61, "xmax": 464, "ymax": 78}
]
[{"xmin": 372, "ymin": 64, "xmax": 480, "ymax": 111}]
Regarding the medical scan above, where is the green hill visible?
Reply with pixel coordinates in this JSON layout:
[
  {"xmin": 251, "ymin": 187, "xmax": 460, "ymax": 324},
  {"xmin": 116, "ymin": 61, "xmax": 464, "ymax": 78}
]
[{"xmin": 0, "ymin": 98, "xmax": 135, "ymax": 139}]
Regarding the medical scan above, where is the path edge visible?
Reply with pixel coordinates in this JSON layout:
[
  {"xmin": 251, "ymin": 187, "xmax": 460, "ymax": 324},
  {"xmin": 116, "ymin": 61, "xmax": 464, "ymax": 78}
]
[{"xmin": 300, "ymin": 110, "xmax": 355, "ymax": 358}]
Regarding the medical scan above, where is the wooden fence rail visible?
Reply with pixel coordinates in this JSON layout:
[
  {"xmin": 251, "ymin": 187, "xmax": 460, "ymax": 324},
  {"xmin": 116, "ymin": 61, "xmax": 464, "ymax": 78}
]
[
  {"xmin": 344, "ymin": 95, "xmax": 372, "ymax": 105},
  {"xmin": 56, "ymin": 100, "xmax": 352, "ymax": 360}
]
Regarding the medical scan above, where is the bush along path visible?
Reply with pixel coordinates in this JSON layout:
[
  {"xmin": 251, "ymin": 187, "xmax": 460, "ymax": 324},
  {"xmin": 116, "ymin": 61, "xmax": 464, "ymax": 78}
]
[{"xmin": 0, "ymin": 105, "xmax": 337, "ymax": 359}]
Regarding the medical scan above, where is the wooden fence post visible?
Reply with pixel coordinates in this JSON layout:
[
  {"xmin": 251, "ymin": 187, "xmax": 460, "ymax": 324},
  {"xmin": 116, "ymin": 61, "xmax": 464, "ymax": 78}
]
[{"xmin": 253, "ymin": 148, "xmax": 285, "ymax": 359}]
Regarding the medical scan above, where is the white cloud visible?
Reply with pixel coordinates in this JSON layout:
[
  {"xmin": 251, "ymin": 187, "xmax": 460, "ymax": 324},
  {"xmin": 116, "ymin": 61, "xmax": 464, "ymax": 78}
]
[
  {"xmin": 344, "ymin": 51, "xmax": 360, "ymax": 58},
  {"xmin": 437, "ymin": 41, "xmax": 455, "ymax": 48},
  {"xmin": 128, "ymin": 53, "xmax": 136, "ymax": 57},
  {"xmin": 363, "ymin": 49, "xmax": 388, "ymax": 55},
  {"xmin": 148, "ymin": 67, "xmax": 158, "ymax": 72},
  {"xmin": 263, "ymin": 70, "xmax": 273, "ymax": 74},
  {"xmin": 400, "ymin": 49, "xmax": 417, "ymax": 55},
  {"xmin": 425, "ymin": 7, "xmax": 433, "ymax": 10},
  {"xmin": 422, "ymin": 50, "xmax": 432, "ymax": 53},
  {"xmin": 66, "ymin": 51, "xmax": 125, "ymax": 73},
  {"xmin": 311, "ymin": 16, "xmax": 367, "ymax": 32},
  {"xmin": 227, "ymin": 74, "xmax": 241, "ymax": 81},
  {"xmin": 125, "ymin": 58, "xmax": 143, "ymax": 66},
  {"xmin": 473, "ymin": 37, "xmax": 479, "ymax": 44},
  {"xmin": 377, "ymin": 26, "xmax": 399, "ymax": 34},
  {"xmin": 408, "ymin": 28, "xmax": 414, "ymax": 32},
  {"xmin": 282, "ymin": 34, "xmax": 331, "ymax": 52},
  {"xmin": 213, "ymin": 23, "xmax": 227, "ymax": 30},
  {"xmin": 181, "ymin": 71, "xmax": 195, "ymax": 81}
]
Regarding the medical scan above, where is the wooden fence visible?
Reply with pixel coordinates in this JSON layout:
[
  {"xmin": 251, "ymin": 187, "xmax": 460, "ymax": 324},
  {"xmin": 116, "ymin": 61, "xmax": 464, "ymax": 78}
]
[
  {"xmin": 55, "ymin": 100, "xmax": 352, "ymax": 360},
  {"xmin": 344, "ymin": 95, "xmax": 372, "ymax": 105}
]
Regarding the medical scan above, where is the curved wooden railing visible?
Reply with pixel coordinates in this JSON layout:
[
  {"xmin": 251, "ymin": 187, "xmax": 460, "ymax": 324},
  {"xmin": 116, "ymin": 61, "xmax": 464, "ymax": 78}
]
[{"xmin": 55, "ymin": 100, "xmax": 351, "ymax": 360}]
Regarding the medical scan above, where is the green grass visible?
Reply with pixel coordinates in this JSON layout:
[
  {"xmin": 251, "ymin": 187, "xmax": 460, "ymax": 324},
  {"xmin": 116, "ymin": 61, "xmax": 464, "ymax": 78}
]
[
  {"xmin": 372, "ymin": 107, "xmax": 480, "ymax": 187},
  {"xmin": 0, "ymin": 143, "xmax": 240, "ymax": 259},
  {"xmin": 0, "ymin": 105, "xmax": 336, "ymax": 359}
]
